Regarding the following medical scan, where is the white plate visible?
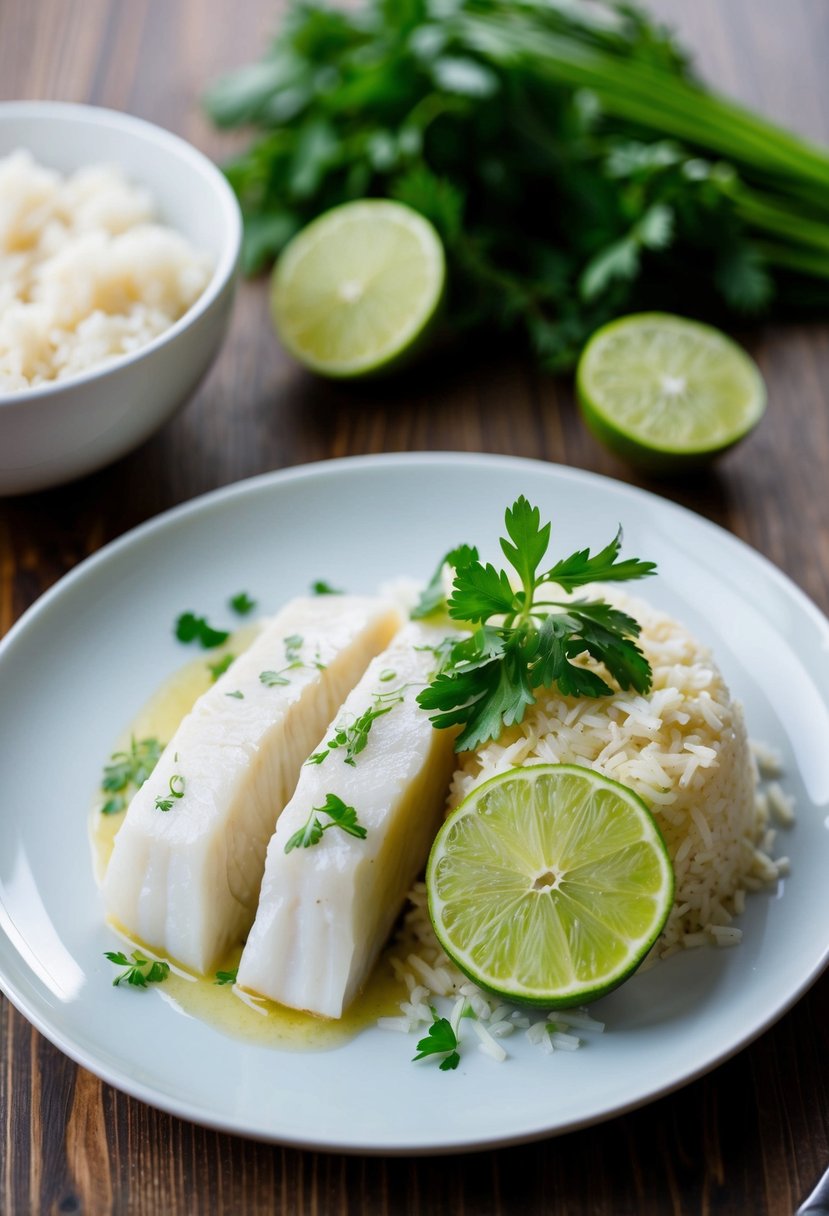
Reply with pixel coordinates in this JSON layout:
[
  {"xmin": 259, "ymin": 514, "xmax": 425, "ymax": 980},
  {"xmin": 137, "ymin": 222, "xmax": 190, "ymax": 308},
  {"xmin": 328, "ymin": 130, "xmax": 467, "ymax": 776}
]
[{"xmin": 1, "ymin": 453, "xmax": 828, "ymax": 1154}]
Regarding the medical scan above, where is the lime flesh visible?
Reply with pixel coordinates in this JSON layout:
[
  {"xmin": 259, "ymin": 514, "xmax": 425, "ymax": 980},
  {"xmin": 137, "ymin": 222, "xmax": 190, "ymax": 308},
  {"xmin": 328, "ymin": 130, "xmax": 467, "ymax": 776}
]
[
  {"xmin": 577, "ymin": 312, "xmax": 766, "ymax": 472},
  {"xmin": 270, "ymin": 200, "xmax": 445, "ymax": 378},
  {"xmin": 427, "ymin": 764, "xmax": 674, "ymax": 1008}
]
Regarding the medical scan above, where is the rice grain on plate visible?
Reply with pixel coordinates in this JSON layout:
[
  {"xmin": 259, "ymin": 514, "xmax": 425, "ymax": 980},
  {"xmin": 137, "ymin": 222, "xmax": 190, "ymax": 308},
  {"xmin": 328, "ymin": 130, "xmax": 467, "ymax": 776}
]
[
  {"xmin": 386, "ymin": 591, "xmax": 790, "ymax": 1049},
  {"xmin": 0, "ymin": 150, "xmax": 211, "ymax": 392}
]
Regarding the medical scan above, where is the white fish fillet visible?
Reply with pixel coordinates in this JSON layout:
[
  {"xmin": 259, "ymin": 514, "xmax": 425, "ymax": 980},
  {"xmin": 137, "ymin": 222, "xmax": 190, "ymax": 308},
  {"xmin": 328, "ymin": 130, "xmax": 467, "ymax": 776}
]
[
  {"xmin": 103, "ymin": 596, "xmax": 402, "ymax": 972},
  {"xmin": 236, "ymin": 621, "xmax": 459, "ymax": 1018}
]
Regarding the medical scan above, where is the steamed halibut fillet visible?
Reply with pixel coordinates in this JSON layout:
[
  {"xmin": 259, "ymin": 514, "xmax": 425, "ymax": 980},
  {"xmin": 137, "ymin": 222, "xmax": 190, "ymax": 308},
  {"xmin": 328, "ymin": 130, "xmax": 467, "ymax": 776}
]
[
  {"xmin": 103, "ymin": 596, "xmax": 402, "ymax": 973},
  {"xmin": 236, "ymin": 621, "xmax": 460, "ymax": 1019}
]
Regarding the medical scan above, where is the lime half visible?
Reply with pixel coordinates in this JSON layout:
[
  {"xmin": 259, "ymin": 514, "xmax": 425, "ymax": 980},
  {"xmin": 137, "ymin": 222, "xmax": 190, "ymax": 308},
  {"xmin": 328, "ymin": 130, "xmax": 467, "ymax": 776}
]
[
  {"xmin": 270, "ymin": 200, "xmax": 445, "ymax": 378},
  {"xmin": 427, "ymin": 764, "xmax": 674, "ymax": 1008},
  {"xmin": 577, "ymin": 312, "xmax": 766, "ymax": 471}
]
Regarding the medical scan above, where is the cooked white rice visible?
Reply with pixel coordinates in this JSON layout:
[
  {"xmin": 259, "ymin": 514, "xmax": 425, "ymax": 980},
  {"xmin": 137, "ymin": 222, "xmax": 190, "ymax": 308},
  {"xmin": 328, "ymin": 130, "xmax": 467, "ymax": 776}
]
[
  {"xmin": 388, "ymin": 590, "xmax": 791, "ymax": 1058},
  {"xmin": 0, "ymin": 150, "xmax": 211, "ymax": 391}
]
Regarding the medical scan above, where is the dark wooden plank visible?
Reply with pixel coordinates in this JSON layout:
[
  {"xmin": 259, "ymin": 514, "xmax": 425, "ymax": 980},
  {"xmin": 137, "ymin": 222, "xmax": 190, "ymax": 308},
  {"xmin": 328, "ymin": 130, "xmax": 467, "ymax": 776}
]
[{"xmin": 1, "ymin": 0, "xmax": 828, "ymax": 1213}]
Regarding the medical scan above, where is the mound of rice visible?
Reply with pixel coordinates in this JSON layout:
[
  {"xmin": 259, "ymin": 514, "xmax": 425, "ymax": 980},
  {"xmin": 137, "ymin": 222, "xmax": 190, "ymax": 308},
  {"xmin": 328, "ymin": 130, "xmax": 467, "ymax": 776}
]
[
  {"xmin": 0, "ymin": 150, "xmax": 211, "ymax": 392},
  {"xmin": 384, "ymin": 591, "xmax": 791, "ymax": 1053}
]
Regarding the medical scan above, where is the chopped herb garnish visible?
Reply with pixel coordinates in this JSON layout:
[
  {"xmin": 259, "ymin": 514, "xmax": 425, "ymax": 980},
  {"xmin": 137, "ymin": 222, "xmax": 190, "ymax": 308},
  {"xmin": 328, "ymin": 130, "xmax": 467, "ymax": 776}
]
[
  {"xmin": 311, "ymin": 580, "xmax": 343, "ymax": 595},
  {"xmin": 379, "ymin": 669, "xmax": 397, "ymax": 682},
  {"xmin": 175, "ymin": 612, "xmax": 229, "ymax": 649},
  {"xmin": 214, "ymin": 968, "xmax": 238, "ymax": 985},
  {"xmin": 412, "ymin": 1010, "xmax": 461, "ymax": 1071},
  {"xmin": 260, "ymin": 669, "xmax": 290, "ymax": 688},
  {"xmin": 154, "ymin": 773, "xmax": 185, "ymax": 813},
  {"xmin": 411, "ymin": 544, "xmax": 479, "ymax": 620},
  {"xmin": 208, "ymin": 653, "xmax": 235, "ymax": 681},
  {"xmin": 284, "ymin": 793, "xmax": 367, "ymax": 853},
  {"xmin": 284, "ymin": 634, "xmax": 303, "ymax": 663},
  {"xmin": 307, "ymin": 687, "xmax": 404, "ymax": 767},
  {"xmin": 225, "ymin": 690, "xmax": 244, "ymax": 699},
  {"xmin": 230, "ymin": 592, "xmax": 256, "ymax": 615},
  {"xmin": 104, "ymin": 950, "xmax": 170, "ymax": 988},
  {"xmin": 417, "ymin": 497, "xmax": 656, "ymax": 751},
  {"xmin": 101, "ymin": 737, "xmax": 163, "ymax": 815}
]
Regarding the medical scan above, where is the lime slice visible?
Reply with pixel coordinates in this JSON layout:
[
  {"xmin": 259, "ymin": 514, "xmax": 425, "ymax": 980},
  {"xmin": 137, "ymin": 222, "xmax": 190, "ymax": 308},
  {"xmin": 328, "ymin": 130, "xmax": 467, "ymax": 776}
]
[
  {"xmin": 427, "ymin": 764, "xmax": 674, "ymax": 1008},
  {"xmin": 576, "ymin": 312, "xmax": 766, "ymax": 471},
  {"xmin": 270, "ymin": 200, "xmax": 445, "ymax": 378}
]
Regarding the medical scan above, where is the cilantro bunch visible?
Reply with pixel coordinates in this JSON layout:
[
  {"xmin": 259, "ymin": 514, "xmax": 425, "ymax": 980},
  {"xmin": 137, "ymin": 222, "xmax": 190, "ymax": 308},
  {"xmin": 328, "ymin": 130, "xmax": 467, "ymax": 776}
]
[
  {"xmin": 206, "ymin": 0, "xmax": 829, "ymax": 369},
  {"xmin": 415, "ymin": 497, "xmax": 655, "ymax": 750}
]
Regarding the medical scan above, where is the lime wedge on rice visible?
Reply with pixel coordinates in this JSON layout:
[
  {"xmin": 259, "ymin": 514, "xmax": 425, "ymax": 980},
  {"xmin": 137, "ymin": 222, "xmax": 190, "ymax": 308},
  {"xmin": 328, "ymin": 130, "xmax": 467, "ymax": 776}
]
[
  {"xmin": 270, "ymin": 200, "xmax": 445, "ymax": 378},
  {"xmin": 576, "ymin": 312, "xmax": 766, "ymax": 472},
  {"xmin": 427, "ymin": 764, "xmax": 674, "ymax": 1008}
]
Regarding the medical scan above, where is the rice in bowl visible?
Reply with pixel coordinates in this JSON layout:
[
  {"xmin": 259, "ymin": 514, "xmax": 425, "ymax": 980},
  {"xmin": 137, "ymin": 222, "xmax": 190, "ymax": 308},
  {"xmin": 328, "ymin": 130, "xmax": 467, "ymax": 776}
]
[{"xmin": 0, "ymin": 149, "xmax": 212, "ymax": 392}]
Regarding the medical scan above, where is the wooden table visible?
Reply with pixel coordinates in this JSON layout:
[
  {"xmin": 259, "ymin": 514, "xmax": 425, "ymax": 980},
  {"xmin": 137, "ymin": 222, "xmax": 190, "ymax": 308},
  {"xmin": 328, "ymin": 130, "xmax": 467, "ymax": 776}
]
[{"xmin": 2, "ymin": 1, "xmax": 828, "ymax": 1212}]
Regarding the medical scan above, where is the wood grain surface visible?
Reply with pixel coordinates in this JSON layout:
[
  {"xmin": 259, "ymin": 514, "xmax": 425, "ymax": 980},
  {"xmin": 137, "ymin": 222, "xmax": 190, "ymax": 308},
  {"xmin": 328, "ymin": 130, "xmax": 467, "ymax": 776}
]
[{"xmin": 1, "ymin": 2, "xmax": 828, "ymax": 1213}]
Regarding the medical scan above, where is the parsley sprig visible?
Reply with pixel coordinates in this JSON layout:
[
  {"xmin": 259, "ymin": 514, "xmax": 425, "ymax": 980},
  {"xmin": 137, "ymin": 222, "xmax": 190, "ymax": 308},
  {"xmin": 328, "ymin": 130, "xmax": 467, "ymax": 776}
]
[
  {"xmin": 260, "ymin": 634, "xmax": 325, "ymax": 688},
  {"xmin": 412, "ymin": 1009, "xmax": 461, "ymax": 1072},
  {"xmin": 284, "ymin": 793, "xmax": 367, "ymax": 853},
  {"xmin": 104, "ymin": 950, "xmax": 170, "ymax": 988},
  {"xmin": 416, "ymin": 497, "xmax": 656, "ymax": 751},
  {"xmin": 175, "ymin": 612, "xmax": 230, "ymax": 649},
  {"xmin": 100, "ymin": 737, "xmax": 163, "ymax": 816},
  {"xmin": 230, "ymin": 591, "xmax": 256, "ymax": 615}
]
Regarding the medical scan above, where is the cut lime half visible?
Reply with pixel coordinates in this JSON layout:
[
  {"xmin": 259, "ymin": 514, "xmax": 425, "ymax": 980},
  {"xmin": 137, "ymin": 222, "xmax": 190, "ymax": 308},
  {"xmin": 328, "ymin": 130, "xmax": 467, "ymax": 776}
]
[
  {"xmin": 427, "ymin": 764, "xmax": 674, "ymax": 1008},
  {"xmin": 270, "ymin": 200, "xmax": 445, "ymax": 378},
  {"xmin": 577, "ymin": 312, "xmax": 766, "ymax": 472}
]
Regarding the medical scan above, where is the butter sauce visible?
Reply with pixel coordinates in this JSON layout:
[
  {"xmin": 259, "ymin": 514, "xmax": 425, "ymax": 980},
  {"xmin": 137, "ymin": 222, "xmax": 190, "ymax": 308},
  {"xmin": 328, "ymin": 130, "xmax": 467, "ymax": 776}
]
[{"xmin": 91, "ymin": 626, "xmax": 406, "ymax": 1050}]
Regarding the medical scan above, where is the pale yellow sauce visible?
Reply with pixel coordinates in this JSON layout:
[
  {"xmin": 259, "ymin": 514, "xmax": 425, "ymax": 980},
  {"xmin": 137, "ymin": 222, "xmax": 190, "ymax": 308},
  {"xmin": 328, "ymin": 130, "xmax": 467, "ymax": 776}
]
[{"xmin": 90, "ymin": 626, "xmax": 406, "ymax": 1051}]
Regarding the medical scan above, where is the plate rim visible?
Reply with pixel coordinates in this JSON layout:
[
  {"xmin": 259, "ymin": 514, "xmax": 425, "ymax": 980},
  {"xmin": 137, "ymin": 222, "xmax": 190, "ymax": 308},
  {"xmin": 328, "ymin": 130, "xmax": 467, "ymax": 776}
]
[{"xmin": 1, "ymin": 451, "xmax": 828, "ymax": 1154}]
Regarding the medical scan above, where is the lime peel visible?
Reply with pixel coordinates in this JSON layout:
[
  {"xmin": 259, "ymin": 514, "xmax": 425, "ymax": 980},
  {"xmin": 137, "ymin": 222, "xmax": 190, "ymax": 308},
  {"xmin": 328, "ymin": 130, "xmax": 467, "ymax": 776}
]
[{"xmin": 426, "ymin": 763, "xmax": 674, "ymax": 1009}]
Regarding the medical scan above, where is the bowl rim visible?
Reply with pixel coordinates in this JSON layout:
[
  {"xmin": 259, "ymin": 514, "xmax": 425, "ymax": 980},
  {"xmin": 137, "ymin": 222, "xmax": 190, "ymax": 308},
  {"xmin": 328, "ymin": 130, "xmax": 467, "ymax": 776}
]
[{"xmin": 0, "ymin": 99, "xmax": 243, "ymax": 409}]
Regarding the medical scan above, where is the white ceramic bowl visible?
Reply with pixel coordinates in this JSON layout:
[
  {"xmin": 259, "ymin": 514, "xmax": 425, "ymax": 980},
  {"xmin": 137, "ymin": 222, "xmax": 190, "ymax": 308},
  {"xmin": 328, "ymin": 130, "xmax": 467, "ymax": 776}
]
[{"xmin": 0, "ymin": 102, "xmax": 242, "ymax": 495}]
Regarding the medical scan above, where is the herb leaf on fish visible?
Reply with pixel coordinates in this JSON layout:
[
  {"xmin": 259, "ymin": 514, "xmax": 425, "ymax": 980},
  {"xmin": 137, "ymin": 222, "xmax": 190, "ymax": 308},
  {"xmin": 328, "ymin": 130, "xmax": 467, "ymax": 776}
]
[
  {"xmin": 154, "ymin": 773, "xmax": 185, "ymax": 813},
  {"xmin": 284, "ymin": 793, "xmax": 367, "ymax": 853}
]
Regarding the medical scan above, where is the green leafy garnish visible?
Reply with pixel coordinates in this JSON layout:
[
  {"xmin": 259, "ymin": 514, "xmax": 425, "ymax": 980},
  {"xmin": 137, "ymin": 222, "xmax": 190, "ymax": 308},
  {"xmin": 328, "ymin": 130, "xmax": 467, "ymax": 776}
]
[
  {"xmin": 205, "ymin": 0, "xmax": 829, "ymax": 369},
  {"xmin": 230, "ymin": 592, "xmax": 256, "ymax": 615},
  {"xmin": 412, "ymin": 1010, "xmax": 460, "ymax": 1071},
  {"xmin": 208, "ymin": 653, "xmax": 235, "ymax": 681},
  {"xmin": 100, "ymin": 737, "xmax": 163, "ymax": 815},
  {"xmin": 311, "ymin": 580, "xmax": 343, "ymax": 595},
  {"xmin": 417, "ymin": 497, "xmax": 655, "ymax": 751},
  {"xmin": 214, "ymin": 968, "xmax": 238, "ymax": 985},
  {"xmin": 307, "ymin": 684, "xmax": 405, "ymax": 767},
  {"xmin": 104, "ymin": 950, "xmax": 170, "ymax": 988},
  {"xmin": 225, "ymin": 690, "xmax": 245, "ymax": 700},
  {"xmin": 175, "ymin": 613, "xmax": 229, "ymax": 649},
  {"xmin": 284, "ymin": 793, "xmax": 367, "ymax": 853},
  {"xmin": 260, "ymin": 669, "xmax": 290, "ymax": 687},
  {"xmin": 411, "ymin": 544, "xmax": 479, "ymax": 620},
  {"xmin": 154, "ymin": 773, "xmax": 185, "ymax": 813}
]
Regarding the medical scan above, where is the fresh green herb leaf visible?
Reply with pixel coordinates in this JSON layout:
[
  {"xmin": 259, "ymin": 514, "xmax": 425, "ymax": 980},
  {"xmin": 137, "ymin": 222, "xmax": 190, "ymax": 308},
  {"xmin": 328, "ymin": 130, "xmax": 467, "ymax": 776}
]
[
  {"xmin": 104, "ymin": 950, "xmax": 170, "ymax": 988},
  {"xmin": 100, "ymin": 737, "xmax": 163, "ymax": 815},
  {"xmin": 311, "ymin": 580, "xmax": 343, "ymax": 595},
  {"xmin": 205, "ymin": 0, "xmax": 829, "ymax": 370},
  {"xmin": 284, "ymin": 793, "xmax": 367, "ymax": 853},
  {"xmin": 306, "ymin": 684, "xmax": 405, "ymax": 767},
  {"xmin": 411, "ymin": 544, "xmax": 479, "ymax": 620},
  {"xmin": 418, "ymin": 497, "xmax": 656, "ymax": 749},
  {"xmin": 225, "ymin": 690, "xmax": 245, "ymax": 699},
  {"xmin": 208, "ymin": 653, "xmax": 235, "ymax": 681},
  {"xmin": 260, "ymin": 669, "xmax": 290, "ymax": 687},
  {"xmin": 412, "ymin": 1011, "xmax": 460, "ymax": 1071},
  {"xmin": 214, "ymin": 968, "xmax": 238, "ymax": 985},
  {"xmin": 230, "ymin": 592, "xmax": 257, "ymax": 615},
  {"xmin": 154, "ymin": 774, "xmax": 185, "ymax": 813},
  {"xmin": 379, "ymin": 668, "xmax": 397, "ymax": 682},
  {"xmin": 284, "ymin": 634, "xmax": 304, "ymax": 663},
  {"xmin": 175, "ymin": 613, "xmax": 230, "ymax": 649}
]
